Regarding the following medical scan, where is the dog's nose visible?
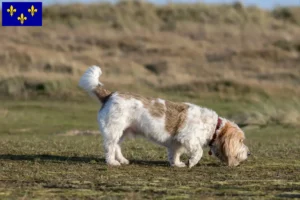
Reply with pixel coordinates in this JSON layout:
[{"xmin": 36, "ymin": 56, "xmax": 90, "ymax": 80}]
[{"xmin": 247, "ymin": 151, "xmax": 251, "ymax": 156}]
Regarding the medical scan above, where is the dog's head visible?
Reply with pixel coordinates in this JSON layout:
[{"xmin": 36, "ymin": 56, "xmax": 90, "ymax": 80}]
[{"xmin": 210, "ymin": 121, "xmax": 250, "ymax": 166}]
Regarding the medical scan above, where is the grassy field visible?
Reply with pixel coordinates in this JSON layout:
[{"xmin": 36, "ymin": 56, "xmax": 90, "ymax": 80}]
[
  {"xmin": 1, "ymin": 1, "xmax": 300, "ymax": 199},
  {"xmin": 0, "ymin": 97, "xmax": 299, "ymax": 199}
]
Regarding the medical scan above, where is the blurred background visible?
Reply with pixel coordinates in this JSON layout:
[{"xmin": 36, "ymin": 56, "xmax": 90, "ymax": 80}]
[
  {"xmin": 1, "ymin": 0, "xmax": 300, "ymax": 126},
  {"xmin": 1, "ymin": 0, "xmax": 300, "ymax": 9}
]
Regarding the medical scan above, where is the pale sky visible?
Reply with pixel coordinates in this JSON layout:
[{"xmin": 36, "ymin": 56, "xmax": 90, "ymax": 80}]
[{"xmin": 1, "ymin": 0, "xmax": 300, "ymax": 9}]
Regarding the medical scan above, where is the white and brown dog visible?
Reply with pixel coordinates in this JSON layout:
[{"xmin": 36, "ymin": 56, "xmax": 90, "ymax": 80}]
[{"xmin": 79, "ymin": 66, "xmax": 250, "ymax": 168}]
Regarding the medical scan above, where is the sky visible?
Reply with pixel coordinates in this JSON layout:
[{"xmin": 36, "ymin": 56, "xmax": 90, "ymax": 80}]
[{"xmin": 1, "ymin": 0, "xmax": 300, "ymax": 9}]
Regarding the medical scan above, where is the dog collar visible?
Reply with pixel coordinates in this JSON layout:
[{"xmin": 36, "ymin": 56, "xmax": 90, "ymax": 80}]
[{"xmin": 208, "ymin": 117, "xmax": 222, "ymax": 155}]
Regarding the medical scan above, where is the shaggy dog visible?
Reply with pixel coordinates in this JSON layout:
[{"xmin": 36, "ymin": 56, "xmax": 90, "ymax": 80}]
[{"xmin": 79, "ymin": 66, "xmax": 250, "ymax": 168}]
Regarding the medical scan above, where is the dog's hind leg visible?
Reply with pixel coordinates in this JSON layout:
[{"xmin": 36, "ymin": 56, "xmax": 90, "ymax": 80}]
[
  {"xmin": 98, "ymin": 102, "xmax": 131, "ymax": 166},
  {"xmin": 115, "ymin": 144, "xmax": 129, "ymax": 165},
  {"xmin": 115, "ymin": 134, "xmax": 129, "ymax": 165},
  {"xmin": 103, "ymin": 138, "xmax": 120, "ymax": 166},
  {"xmin": 100, "ymin": 122, "xmax": 127, "ymax": 166}
]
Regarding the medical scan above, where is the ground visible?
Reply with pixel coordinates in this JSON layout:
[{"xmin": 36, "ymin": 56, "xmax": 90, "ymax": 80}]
[{"xmin": 0, "ymin": 99, "xmax": 299, "ymax": 199}]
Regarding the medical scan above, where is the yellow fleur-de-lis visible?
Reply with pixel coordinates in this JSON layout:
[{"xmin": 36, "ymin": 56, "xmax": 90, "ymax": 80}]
[
  {"xmin": 17, "ymin": 13, "xmax": 27, "ymax": 24},
  {"xmin": 28, "ymin": 5, "xmax": 38, "ymax": 16},
  {"xmin": 7, "ymin": 5, "xmax": 17, "ymax": 16}
]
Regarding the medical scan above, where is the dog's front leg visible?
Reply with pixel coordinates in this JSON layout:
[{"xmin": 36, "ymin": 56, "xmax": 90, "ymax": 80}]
[
  {"xmin": 167, "ymin": 143, "xmax": 186, "ymax": 167},
  {"xmin": 187, "ymin": 146, "xmax": 203, "ymax": 168}
]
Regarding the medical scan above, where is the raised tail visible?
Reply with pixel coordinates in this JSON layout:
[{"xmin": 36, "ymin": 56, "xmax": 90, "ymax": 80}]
[{"xmin": 79, "ymin": 66, "xmax": 112, "ymax": 103}]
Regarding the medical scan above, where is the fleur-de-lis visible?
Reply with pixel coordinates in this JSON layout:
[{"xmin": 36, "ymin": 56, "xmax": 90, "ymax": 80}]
[
  {"xmin": 7, "ymin": 5, "xmax": 16, "ymax": 16},
  {"xmin": 28, "ymin": 5, "xmax": 38, "ymax": 16},
  {"xmin": 17, "ymin": 13, "xmax": 27, "ymax": 24}
]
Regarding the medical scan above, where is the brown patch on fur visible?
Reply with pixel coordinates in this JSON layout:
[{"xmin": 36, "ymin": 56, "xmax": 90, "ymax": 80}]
[
  {"xmin": 149, "ymin": 101, "xmax": 165, "ymax": 117},
  {"xmin": 165, "ymin": 101, "xmax": 189, "ymax": 135},
  {"xmin": 119, "ymin": 93, "xmax": 165, "ymax": 118},
  {"xmin": 119, "ymin": 93, "xmax": 188, "ymax": 135},
  {"xmin": 217, "ymin": 122, "xmax": 245, "ymax": 166},
  {"xmin": 93, "ymin": 85, "xmax": 112, "ymax": 104},
  {"xmin": 119, "ymin": 93, "xmax": 151, "ymax": 106}
]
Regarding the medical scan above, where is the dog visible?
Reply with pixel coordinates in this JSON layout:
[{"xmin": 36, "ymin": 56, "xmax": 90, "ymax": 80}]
[{"xmin": 79, "ymin": 66, "xmax": 250, "ymax": 168}]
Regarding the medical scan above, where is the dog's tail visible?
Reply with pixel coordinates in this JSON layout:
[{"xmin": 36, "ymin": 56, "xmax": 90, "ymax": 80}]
[{"xmin": 79, "ymin": 66, "xmax": 112, "ymax": 103}]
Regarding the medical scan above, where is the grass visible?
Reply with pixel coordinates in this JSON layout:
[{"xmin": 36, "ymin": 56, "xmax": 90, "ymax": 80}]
[{"xmin": 0, "ymin": 99, "xmax": 299, "ymax": 199}]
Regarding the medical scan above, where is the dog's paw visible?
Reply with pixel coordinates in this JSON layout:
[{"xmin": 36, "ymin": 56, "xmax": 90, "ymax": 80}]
[
  {"xmin": 172, "ymin": 162, "xmax": 186, "ymax": 168},
  {"xmin": 107, "ymin": 160, "xmax": 121, "ymax": 166},
  {"xmin": 119, "ymin": 158, "xmax": 130, "ymax": 165},
  {"xmin": 187, "ymin": 160, "xmax": 198, "ymax": 169}
]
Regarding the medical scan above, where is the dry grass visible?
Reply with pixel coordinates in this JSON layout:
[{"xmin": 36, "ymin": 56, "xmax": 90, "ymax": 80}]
[{"xmin": 0, "ymin": 1, "xmax": 300, "ymax": 99}]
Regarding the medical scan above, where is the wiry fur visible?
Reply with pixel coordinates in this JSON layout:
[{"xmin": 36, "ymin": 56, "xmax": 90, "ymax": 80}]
[
  {"xmin": 79, "ymin": 66, "xmax": 250, "ymax": 168},
  {"xmin": 210, "ymin": 120, "xmax": 249, "ymax": 166}
]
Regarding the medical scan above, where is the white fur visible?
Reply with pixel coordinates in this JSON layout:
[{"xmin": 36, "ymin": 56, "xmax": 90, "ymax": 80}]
[
  {"xmin": 79, "ymin": 66, "xmax": 247, "ymax": 168},
  {"xmin": 78, "ymin": 65, "xmax": 103, "ymax": 99}
]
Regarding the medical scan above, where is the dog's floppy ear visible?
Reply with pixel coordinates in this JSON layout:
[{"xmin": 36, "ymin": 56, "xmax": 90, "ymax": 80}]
[{"xmin": 218, "ymin": 122, "xmax": 243, "ymax": 166}]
